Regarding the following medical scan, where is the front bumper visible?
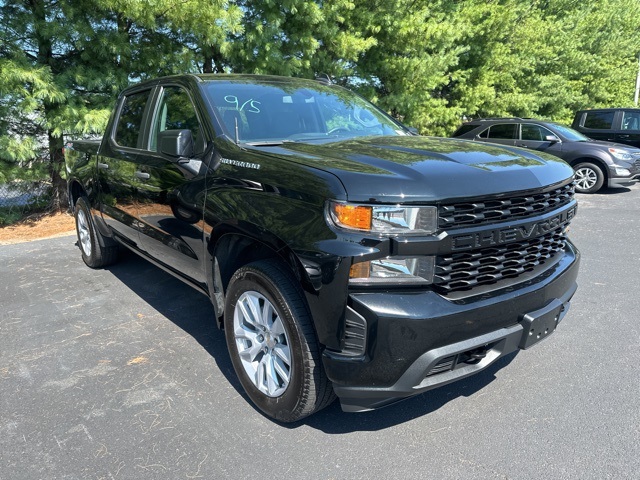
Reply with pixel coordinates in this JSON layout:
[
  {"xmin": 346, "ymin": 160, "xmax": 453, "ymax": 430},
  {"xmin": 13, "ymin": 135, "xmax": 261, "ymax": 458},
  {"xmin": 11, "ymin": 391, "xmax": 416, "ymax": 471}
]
[
  {"xmin": 608, "ymin": 174, "xmax": 640, "ymax": 188},
  {"xmin": 323, "ymin": 242, "xmax": 580, "ymax": 412},
  {"xmin": 608, "ymin": 162, "xmax": 640, "ymax": 188}
]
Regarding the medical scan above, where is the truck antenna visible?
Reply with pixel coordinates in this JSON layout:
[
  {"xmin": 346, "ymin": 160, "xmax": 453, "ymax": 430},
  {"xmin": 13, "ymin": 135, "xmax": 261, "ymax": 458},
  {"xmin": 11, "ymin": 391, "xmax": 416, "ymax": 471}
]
[{"xmin": 234, "ymin": 117, "xmax": 240, "ymax": 145}]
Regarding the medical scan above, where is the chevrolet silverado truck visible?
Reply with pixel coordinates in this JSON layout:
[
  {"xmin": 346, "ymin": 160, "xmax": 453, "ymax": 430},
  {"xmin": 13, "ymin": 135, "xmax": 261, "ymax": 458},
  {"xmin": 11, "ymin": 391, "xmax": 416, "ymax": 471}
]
[{"xmin": 65, "ymin": 74, "xmax": 580, "ymax": 422}]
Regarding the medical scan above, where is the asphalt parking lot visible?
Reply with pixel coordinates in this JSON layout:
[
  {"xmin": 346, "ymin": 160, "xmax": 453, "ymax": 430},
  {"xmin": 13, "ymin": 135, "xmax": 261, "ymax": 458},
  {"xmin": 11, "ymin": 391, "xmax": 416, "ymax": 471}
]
[{"xmin": 1, "ymin": 186, "xmax": 639, "ymax": 480}]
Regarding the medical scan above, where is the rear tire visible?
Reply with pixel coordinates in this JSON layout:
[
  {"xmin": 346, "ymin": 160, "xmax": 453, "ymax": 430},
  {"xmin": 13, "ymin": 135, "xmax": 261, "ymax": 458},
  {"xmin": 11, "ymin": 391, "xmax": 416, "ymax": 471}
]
[
  {"xmin": 74, "ymin": 197, "xmax": 118, "ymax": 268},
  {"xmin": 574, "ymin": 162, "xmax": 604, "ymax": 193},
  {"xmin": 224, "ymin": 259, "xmax": 335, "ymax": 422}
]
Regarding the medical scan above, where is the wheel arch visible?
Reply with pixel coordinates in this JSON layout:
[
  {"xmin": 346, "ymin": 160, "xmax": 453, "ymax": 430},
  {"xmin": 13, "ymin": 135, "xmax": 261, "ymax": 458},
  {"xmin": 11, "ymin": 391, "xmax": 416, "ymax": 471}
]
[
  {"xmin": 206, "ymin": 225, "xmax": 316, "ymax": 328},
  {"xmin": 67, "ymin": 179, "xmax": 87, "ymax": 211},
  {"xmin": 568, "ymin": 156, "xmax": 609, "ymax": 184},
  {"xmin": 68, "ymin": 178, "xmax": 115, "ymax": 246}
]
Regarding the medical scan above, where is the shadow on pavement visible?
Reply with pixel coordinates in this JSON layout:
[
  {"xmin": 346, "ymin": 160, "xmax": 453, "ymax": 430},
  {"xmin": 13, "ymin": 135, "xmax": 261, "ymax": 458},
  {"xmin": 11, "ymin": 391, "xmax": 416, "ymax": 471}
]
[
  {"xmin": 582, "ymin": 187, "xmax": 632, "ymax": 196},
  {"xmin": 105, "ymin": 249, "xmax": 519, "ymax": 432},
  {"xmin": 105, "ymin": 250, "xmax": 241, "ymax": 388}
]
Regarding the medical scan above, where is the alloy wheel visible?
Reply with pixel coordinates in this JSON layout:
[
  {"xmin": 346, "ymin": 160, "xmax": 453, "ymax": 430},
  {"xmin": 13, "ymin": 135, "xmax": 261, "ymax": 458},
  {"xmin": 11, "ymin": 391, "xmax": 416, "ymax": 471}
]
[
  {"xmin": 233, "ymin": 291, "xmax": 292, "ymax": 397},
  {"xmin": 575, "ymin": 167, "xmax": 598, "ymax": 191},
  {"xmin": 76, "ymin": 208, "xmax": 92, "ymax": 257}
]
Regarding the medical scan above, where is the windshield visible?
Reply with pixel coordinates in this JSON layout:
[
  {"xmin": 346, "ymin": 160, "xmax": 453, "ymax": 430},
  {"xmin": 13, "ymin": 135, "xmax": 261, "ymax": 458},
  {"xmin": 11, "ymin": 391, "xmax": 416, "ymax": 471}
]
[
  {"xmin": 203, "ymin": 79, "xmax": 409, "ymax": 144},
  {"xmin": 548, "ymin": 123, "xmax": 590, "ymax": 142}
]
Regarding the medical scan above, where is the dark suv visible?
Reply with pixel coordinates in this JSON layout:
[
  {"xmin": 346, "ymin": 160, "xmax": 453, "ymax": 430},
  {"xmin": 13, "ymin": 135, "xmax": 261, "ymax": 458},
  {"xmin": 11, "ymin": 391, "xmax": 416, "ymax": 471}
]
[
  {"xmin": 572, "ymin": 108, "xmax": 640, "ymax": 149},
  {"xmin": 453, "ymin": 118, "xmax": 640, "ymax": 193}
]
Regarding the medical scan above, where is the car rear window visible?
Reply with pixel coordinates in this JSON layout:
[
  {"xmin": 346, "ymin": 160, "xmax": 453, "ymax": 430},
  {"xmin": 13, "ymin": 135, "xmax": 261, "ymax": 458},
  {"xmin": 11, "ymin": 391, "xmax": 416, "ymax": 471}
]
[{"xmin": 583, "ymin": 111, "xmax": 614, "ymax": 129}]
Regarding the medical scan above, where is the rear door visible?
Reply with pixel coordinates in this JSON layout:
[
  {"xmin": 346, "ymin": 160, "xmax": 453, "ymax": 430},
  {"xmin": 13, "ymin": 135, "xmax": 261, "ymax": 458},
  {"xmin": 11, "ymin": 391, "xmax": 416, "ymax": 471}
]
[
  {"xmin": 475, "ymin": 123, "xmax": 518, "ymax": 146},
  {"xmin": 579, "ymin": 110, "xmax": 615, "ymax": 142},
  {"xmin": 615, "ymin": 110, "xmax": 640, "ymax": 148},
  {"xmin": 98, "ymin": 87, "xmax": 155, "ymax": 250},
  {"xmin": 133, "ymin": 84, "xmax": 209, "ymax": 285}
]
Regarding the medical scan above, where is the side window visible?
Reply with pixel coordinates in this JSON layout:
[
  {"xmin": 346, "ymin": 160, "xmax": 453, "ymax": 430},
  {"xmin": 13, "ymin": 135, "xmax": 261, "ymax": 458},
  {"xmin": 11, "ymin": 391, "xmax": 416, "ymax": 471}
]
[
  {"xmin": 521, "ymin": 124, "xmax": 554, "ymax": 141},
  {"xmin": 151, "ymin": 86, "xmax": 203, "ymax": 154},
  {"xmin": 622, "ymin": 111, "xmax": 640, "ymax": 130},
  {"xmin": 486, "ymin": 124, "xmax": 517, "ymax": 139},
  {"xmin": 583, "ymin": 111, "xmax": 614, "ymax": 129},
  {"xmin": 452, "ymin": 124, "xmax": 478, "ymax": 137},
  {"xmin": 114, "ymin": 90, "xmax": 151, "ymax": 148}
]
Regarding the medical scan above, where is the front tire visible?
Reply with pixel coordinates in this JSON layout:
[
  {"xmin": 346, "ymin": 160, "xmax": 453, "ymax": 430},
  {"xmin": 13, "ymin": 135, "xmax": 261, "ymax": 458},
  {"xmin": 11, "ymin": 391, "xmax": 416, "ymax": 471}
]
[
  {"xmin": 74, "ymin": 197, "xmax": 118, "ymax": 268},
  {"xmin": 574, "ymin": 162, "xmax": 604, "ymax": 193},
  {"xmin": 224, "ymin": 259, "xmax": 335, "ymax": 422}
]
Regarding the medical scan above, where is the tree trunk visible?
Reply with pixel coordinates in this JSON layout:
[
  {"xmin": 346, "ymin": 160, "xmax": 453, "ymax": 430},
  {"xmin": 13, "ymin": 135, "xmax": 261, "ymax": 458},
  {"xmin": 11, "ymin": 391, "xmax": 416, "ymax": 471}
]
[
  {"xmin": 48, "ymin": 132, "xmax": 67, "ymax": 210},
  {"xmin": 32, "ymin": 0, "xmax": 68, "ymax": 209},
  {"xmin": 203, "ymin": 45, "xmax": 225, "ymax": 74}
]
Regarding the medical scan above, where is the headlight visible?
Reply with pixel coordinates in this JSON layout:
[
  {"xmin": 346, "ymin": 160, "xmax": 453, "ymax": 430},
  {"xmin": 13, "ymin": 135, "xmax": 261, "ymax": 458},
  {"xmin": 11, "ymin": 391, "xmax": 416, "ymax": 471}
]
[
  {"xmin": 329, "ymin": 202, "xmax": 438, "ymax": 235},
  {"xmin": 609, "ymin": 148, "xmax": 635, "ymax": 161}
]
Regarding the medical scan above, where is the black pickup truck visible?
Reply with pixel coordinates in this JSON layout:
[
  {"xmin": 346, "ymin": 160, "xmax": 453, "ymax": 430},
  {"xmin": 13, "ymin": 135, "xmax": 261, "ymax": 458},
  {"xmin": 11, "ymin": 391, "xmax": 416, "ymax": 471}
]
[{"xmin": 65, "ymin": 74, "xmax": 580, "ymax": 422}]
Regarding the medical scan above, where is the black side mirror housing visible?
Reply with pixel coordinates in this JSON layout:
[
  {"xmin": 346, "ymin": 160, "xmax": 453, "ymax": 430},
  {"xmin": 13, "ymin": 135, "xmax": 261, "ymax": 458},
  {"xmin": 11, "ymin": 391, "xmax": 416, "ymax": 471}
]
[{"xmin": 158, "ymin": 129, "xmax": 194, "ymax": 159}]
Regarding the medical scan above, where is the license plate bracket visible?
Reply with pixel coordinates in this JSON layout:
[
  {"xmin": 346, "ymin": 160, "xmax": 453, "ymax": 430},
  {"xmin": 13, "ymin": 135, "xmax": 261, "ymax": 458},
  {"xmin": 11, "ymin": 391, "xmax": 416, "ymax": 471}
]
[{"xmin": 519, "ymin": 299, "xmax": 563, "ymax": 349}]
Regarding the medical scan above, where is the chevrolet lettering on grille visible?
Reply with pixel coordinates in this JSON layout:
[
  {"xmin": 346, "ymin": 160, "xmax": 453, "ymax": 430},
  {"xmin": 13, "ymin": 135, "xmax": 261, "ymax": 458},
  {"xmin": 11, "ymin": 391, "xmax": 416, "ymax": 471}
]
[{"xmin": 450, "ymin": 204, "xmax": 577, "ymax": 251}]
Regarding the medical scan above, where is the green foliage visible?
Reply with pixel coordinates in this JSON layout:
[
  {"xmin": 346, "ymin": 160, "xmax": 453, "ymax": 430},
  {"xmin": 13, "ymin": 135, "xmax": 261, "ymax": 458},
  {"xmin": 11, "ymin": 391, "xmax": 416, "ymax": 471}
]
[
  {"xmin": 2, "ymin": 0, "xmax": 640, "ymax": 206},
  {"xmin": 447, "ymin": 0, "xmax": 640, "ymax": 128}
]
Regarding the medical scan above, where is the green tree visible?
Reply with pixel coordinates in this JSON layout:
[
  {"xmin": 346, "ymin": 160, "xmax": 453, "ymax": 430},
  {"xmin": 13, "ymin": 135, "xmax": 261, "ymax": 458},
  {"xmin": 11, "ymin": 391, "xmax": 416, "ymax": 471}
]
[
  {"xmin": 446, "ymin": 0, "xmax": 640, "ymax": 129},
  {"xmin": 0, "ymin": 0, "xmax": 240, "ymax": 209},
  {"xmin": 226, "ymin": 0, "xmax": 376, "ymax": 78},
  {"xmin": 3, "ymin": 0, "xmax": 640, "ymax": 207},
  {"xmin": 342, "ymin": 0, "xmax": 467, "ymax": 135},
  {"xmin": 1, "ymin": 1, "xmax": 124, "ymax": 208}
]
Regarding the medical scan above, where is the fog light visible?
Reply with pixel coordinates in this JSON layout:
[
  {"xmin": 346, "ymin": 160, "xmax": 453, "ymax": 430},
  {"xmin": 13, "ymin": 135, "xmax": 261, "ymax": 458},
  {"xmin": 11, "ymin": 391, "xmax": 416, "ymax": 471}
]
[{"xmin": 349, "ymin": 256, "xmax": 435, "ymax": 285}]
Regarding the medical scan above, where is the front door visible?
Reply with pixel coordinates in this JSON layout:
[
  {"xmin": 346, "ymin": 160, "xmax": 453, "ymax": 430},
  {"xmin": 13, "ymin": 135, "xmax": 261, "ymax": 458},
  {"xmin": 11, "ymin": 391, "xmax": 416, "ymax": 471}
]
[
  {"xmin": 615, "ymin": 110, "xmax": 640, "ymax": 148},
  {"xmin": 134, "ymin": 85, "xmax": 209, "ymax": 286},
  {"xmin": 517, "ymin": 123, "xmax": 563, "ymax": 156}
]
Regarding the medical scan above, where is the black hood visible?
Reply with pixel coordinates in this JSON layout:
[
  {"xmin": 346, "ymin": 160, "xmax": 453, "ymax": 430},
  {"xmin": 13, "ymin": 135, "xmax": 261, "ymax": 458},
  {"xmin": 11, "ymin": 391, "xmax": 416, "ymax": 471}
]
[{"xmin": 251, "ymin": 136, "xmax": 574, "ymax": 203}]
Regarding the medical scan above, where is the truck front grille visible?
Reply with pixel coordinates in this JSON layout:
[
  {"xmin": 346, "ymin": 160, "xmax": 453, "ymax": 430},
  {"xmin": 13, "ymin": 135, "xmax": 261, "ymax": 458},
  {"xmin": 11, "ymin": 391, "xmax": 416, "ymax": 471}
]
[
  {"xmin": 433, "ymin": 227, "xmax": 566, "ymax": 294},
  {"xmin": 438, "ymin": 182, "xmax": 574, "ymax": 229}
]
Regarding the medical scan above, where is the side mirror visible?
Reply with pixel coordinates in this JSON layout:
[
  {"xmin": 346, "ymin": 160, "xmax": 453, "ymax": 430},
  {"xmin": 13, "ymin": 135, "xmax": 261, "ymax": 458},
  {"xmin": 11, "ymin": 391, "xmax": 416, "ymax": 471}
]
[
  {"xmin": 544, "ymin": 135, "xmax": 560, "ymax": 143},
  {"xmin": 158, "ymin": 129, "xmax": 193, "ymax": 159},
  {"xmin": 406, "ymin": 126, "xmax": 419, "ymax": 135}
]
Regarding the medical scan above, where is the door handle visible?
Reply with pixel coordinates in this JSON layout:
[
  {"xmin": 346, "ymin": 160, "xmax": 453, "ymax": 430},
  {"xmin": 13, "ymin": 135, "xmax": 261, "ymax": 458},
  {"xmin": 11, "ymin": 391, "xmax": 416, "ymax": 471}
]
[
  {"xmin": 618, "ymin": 134, "xmax": 630, "ymax": 138},
  {"xmin": 135, "ymin": 171, "xmax": 150, "ymax": 180},
  {"xmin": 97, "ymin": 162, "xmax": 109, "ymax": 170},
  {"xmin": 517, "ymin": 144, "xmax": 529, "ymax": 148}
]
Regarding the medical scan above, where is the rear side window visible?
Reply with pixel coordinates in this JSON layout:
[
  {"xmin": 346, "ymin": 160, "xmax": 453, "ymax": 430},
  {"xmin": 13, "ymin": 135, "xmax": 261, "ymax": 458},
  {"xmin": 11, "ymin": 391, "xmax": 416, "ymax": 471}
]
[
  {"xmin": 583, "ymin": 111, "xmax": 614, "ymax": 129},
  {"xmin": 483, "ymin": 123, "xmax": 517, "ymax": 139},
  {"xmin": 114, "ymin": 90, "xmax": 151, "ymax": 148},
  {"xmin": 452, "ymin": 124, "xmax": 478, "ymax": 137}
]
